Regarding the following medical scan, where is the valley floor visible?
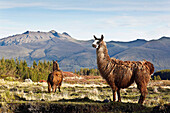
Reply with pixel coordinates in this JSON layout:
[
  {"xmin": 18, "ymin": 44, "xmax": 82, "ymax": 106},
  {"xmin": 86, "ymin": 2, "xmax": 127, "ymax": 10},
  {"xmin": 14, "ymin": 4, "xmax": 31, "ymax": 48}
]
[{"xmin": 0, "ymin": 78, "xmax": 169, "ymax": 112}]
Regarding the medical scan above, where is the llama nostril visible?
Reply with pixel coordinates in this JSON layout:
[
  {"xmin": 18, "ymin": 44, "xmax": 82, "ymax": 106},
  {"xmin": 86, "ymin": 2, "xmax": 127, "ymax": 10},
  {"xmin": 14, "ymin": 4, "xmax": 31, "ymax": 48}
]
[{"xmin": 92, "ymin": 44, "xmax": 96, "ymax": 48}]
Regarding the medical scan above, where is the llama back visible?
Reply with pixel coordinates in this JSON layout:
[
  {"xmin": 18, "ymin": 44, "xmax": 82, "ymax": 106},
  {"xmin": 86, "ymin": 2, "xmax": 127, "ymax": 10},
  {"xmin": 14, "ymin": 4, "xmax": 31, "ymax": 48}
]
[{"xmin": 144, "ymin": 61, "xmax": 154, "ymax": 74}]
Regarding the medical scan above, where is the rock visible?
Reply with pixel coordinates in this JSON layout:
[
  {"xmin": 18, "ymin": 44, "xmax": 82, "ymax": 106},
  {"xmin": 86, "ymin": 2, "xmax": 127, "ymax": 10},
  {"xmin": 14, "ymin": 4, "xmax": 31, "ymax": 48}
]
[
  {"xmin": 121, "ymin": 89, "xmax": 127, "ymax": 93},
  {"xmin": 153, "ymin": 87, "xmax": 159, "ymax": 93},
  {"xmin": 28, "ymin": 91, "xmax": 33, "ymax": 94},
  {"xmin": 132, "ymin": 88, "xmax": 138, "ymax": 92},
  {"xmin": 24, "ymin": 78, "xmax": 33, "ymax": 83}
]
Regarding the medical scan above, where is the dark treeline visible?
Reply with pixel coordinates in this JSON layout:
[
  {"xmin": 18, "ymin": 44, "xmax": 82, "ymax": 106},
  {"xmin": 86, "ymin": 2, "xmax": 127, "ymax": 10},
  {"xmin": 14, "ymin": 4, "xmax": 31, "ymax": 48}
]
[
  {"xmin": 0, "ymin": 58, "xmax": 100, "ymax": 82},
  {"xmin": 0, "ymin": 57, "xmax": 53, "ymax": 82},
  {"xmin": 153, "ymin": 69, "xmax": 170, "ymax": 80},
  {"xmin": 74, "ymin": 68, "xmax": 100, "ymax": 76}
]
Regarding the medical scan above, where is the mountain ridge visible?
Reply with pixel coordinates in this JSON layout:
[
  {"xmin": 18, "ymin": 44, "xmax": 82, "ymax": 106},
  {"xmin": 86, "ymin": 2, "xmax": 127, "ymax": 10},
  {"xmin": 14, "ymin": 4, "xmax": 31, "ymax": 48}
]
[
  {"xmin": 0, "ymin": 30, "xmax": 170, "ymax": 72},
  {"xmin": 0, "ymin": 30, "xmax": 75, "ymax": 46}
]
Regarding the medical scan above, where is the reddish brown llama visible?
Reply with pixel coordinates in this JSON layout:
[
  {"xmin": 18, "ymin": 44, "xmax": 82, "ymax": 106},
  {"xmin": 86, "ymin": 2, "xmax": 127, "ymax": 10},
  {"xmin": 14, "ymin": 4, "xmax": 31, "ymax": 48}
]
[
  {"xmin": 92, "ymin": 35, "xmax": 154, "ymax": 104},
  {"xmin": 47, "ymin": 60, "xmax": 63, "ymax": 93}
]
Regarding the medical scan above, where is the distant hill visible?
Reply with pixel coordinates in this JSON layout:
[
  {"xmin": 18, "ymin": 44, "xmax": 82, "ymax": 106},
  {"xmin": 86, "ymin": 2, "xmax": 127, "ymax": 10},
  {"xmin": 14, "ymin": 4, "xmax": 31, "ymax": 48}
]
[{"xmin": 0, "ymin": 30, "xmax": 170, "ymax": 72}]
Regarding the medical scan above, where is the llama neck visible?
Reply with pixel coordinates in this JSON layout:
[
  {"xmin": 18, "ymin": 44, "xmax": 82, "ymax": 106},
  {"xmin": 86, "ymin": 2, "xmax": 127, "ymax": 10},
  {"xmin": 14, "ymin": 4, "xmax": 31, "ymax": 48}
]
[
  {"xmin": 56, "ymin": 63, "xmax": 60, "ymax": 71},
  {"xmin": 53, "ymin": 62, "xmax": 60, "ymax": 71},
  {"xmin": 96, "ymin": 42, "xmax": 112, "ymax": 76}
]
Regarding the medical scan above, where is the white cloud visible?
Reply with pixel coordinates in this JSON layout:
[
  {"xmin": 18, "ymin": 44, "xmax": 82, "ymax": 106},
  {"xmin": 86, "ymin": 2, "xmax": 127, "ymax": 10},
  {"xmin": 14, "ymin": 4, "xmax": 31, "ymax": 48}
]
[
  {"xmin": 1, "ymin": 0, "xmax": 170, "ymax": 12},
  {"xmin": 91, "ymin": 14, "xmax": 170, "ymax": 41},
  {"xmin": 0, "ymin": 0, "xmax": 170, "ymax": 41},
  {"xmin": 0, "ymin": 1, "xmax": 44, "ymax": 9},
  {"xmin": 144, "ymin": 26, "xmax": 170, "ymax": 40}
]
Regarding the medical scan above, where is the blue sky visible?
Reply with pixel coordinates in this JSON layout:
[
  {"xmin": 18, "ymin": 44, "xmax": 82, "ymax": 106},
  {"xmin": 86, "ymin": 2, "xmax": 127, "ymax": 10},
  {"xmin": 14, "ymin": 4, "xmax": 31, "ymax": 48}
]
[{"xmin": 0, "ymin": 0, "xmax": 170, "ymax": 41}]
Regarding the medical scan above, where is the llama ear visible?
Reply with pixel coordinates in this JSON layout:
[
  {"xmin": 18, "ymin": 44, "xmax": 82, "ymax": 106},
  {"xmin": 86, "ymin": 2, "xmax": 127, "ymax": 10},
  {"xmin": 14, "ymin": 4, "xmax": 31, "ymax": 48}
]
[
  {"xmin": 93, "ymin": 35, "xmax": 97, "ymax": 40},
  {"xmin": 101, "ymin": 35, "xmax": 104, "ymax": 40}
]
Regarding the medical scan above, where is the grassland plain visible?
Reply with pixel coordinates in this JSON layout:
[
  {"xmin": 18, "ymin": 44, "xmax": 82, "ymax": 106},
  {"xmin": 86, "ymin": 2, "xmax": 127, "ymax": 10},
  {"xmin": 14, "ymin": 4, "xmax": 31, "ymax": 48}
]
[{"xmin": 0, "ymin": 76, "xmax": 170, "ymax": 112}]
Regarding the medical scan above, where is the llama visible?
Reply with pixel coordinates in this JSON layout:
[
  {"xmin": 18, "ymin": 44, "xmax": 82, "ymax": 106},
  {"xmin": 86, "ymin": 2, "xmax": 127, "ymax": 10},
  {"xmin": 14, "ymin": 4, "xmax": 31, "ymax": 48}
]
[
  {"xmin": 92, "ymin": 35, "xmax": 154, "ymax": 104},
  {"xmin": 47, "ymin": 60, "xmax": 63, "ymax": 93}
]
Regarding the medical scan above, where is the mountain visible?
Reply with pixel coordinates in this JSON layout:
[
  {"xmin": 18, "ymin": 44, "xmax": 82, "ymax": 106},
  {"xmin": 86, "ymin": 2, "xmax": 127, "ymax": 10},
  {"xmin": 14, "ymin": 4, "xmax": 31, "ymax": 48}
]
[
  {"xmin": 0, "ymin": 30, "xmax": 75, "ymax": 46},
  {"xmin": 0, "ymin": 30, "xmax": 96, "ymax": 71},
  {"xmin": 0, "ymin": 31, "xmax": 170, "ymax": 72}
]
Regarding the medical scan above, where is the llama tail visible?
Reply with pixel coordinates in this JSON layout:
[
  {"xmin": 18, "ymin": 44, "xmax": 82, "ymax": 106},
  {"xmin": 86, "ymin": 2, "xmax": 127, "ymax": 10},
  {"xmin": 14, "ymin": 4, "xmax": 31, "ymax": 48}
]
[{"xmin": 145, "ymin": 61, "xmax": 154, "ymax": 75}]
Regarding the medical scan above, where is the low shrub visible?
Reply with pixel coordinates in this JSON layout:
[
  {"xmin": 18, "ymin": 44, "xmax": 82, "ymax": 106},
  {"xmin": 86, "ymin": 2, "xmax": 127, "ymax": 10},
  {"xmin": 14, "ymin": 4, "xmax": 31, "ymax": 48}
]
[
  {"xmin": 0, "ymin": 90, "xmax": 15, "ymax": 102},
  {"xmin": 4, "ymin": 77, "xmax": 15, "ymax": 81},
  {"xmin": 0, "ymin": 74, "xmax": 8, "ymax": 78}
]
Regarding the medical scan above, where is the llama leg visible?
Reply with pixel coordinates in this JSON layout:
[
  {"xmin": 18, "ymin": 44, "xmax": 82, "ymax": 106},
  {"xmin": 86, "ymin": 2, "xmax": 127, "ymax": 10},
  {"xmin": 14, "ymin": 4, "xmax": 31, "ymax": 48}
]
[
  {"xmin": 117, "ymin": 89, "xmax": 121, "ymax": 102},
  {"xmin": 52, "ymin": 85, "xmax": 56, "ymax": 93},
  {"xmin": 136, "ymin": 80, "xmax": 148, "ymax": 104},
  {"xmin": 58, "ymin": 86, "xmax": 61, "ymax": 92},
  {"xmin": 54, "ymin": 85, "xmax": 57, "ymax": 93},
  {"xmin": 47, "ymin": 81, "xmax": 51, "ymax": 93},
  {"xmin": 112, "ymin": 90, "xmax": 116, "ymax": 102},
  {"xmin": 135, "ymin": 69, "xmax": 150, "ymax": 104},
  {"xmin": 58, "ymin": 81, "xmax": 62, "ymax": 92},
  {"xmin": 138, "ymin": 85, "xmax": 148, "ymax": 104}
]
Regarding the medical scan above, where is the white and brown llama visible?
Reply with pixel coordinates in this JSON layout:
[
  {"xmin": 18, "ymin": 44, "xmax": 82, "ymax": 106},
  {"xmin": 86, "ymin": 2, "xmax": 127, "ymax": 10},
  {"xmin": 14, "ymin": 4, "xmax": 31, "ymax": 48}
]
[{"xmin": 92, "ymin": 35, "xmax": 154, "ymax": 104}]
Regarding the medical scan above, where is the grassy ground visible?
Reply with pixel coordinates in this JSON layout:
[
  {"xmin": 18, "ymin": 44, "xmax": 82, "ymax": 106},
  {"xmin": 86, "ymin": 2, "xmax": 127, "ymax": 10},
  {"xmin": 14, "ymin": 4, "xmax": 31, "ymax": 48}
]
[
  {"xmin": 1, "ymin": 101, "xmax": 154, "ymax": 113},
  {"xmin": 0, "ymin": 78, "xmax": 170, "ymax": 112}
]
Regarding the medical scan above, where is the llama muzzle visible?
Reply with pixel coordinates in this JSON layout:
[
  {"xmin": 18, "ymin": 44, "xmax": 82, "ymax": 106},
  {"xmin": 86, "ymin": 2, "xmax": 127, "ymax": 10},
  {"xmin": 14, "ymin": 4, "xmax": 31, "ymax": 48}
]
[{"xmin": 92, "ymin": 44, "xmax": 98, "ymax": 48}]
